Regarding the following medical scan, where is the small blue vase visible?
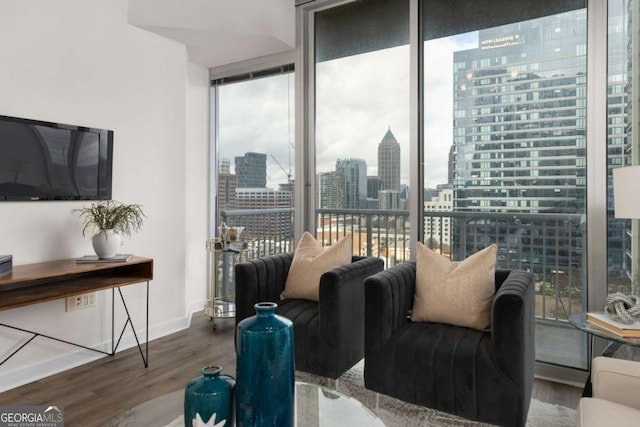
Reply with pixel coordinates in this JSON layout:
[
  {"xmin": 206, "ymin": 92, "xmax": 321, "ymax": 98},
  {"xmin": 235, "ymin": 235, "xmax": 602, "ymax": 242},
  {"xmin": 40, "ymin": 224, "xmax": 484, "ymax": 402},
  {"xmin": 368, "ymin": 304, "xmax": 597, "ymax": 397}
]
[
  {"xmin": 184, "ymin": 366, "xmax": 235, "ymax": 427},
  {"xmin": 236, "ymin": 302, "xmax": 295, "ymax": 427}
]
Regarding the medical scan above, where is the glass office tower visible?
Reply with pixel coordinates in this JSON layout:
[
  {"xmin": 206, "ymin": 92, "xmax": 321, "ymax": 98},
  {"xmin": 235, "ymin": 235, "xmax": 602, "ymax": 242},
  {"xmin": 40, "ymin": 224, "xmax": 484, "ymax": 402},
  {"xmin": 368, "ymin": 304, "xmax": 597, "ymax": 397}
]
[
  {"xmin": 378, "ymin": 128, "xmax": 401, "ymax": 192},
  {"xmin": 453, "ymin": 10, "xmax": 587, "ymax": 215},
  {"xmin": 235, "ymin": 152, "xmax": 267, "ymax": 188},
  {"xmin": 335, "ymin": 158, "xmax": 368, "ymax": 209},
  {"xmin": 450, "ymin": 10, "xmax": 586, "ymax": 280},
  {"xmin": 450, "ymin": 6, "xmax": 628, "ymax": 284}
]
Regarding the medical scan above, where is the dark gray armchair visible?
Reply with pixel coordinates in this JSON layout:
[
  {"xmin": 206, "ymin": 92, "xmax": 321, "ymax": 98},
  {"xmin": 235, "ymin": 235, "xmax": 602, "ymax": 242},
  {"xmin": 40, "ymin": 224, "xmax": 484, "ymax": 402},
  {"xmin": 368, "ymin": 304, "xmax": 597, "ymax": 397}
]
[
  {"xmin": 364, "ymin": 262, "xmax": 535, "ymax": 427},
  {"xmin": 235, "ymin": 252, "xmax": 384, "ymax": 379}
]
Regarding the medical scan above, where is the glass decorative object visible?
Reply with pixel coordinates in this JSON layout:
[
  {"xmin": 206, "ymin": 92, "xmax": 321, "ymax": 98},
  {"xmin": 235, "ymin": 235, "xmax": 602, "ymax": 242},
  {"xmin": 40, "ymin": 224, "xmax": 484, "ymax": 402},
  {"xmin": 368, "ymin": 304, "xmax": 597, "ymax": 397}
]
[{"xmin": 218, "ymin": 223, "xmax": 230, "ymax": 248}]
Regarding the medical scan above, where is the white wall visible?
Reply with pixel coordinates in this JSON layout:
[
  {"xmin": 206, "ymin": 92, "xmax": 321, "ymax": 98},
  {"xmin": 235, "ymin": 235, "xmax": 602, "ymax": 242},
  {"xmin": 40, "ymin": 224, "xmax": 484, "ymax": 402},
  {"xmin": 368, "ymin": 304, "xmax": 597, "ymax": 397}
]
[
  {"xmin": 0, "ymin": 0, "xmax": 209, "ymax": 391},
  {"xmin": 128, "ymin": 0, "xmax": 295, "ymax": 67},
  {"xmin": 185, "ymin": 63, "xmax": 211, "ymax": 314}
]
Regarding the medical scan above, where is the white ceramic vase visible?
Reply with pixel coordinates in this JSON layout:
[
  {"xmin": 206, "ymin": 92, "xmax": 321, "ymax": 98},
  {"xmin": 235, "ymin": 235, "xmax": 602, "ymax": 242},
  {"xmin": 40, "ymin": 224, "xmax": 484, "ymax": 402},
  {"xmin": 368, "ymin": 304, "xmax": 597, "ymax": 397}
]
[{"xmin": 92, "ymin": 229, "xmax": 121, "ymax": 259}]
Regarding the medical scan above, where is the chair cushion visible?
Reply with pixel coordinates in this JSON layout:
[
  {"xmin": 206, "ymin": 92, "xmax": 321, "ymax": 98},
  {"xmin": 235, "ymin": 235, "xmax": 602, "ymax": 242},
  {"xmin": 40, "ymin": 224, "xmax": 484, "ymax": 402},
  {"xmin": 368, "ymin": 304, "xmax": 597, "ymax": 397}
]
[
  {"xmin": 275, "ymin": 298, "xmax": 326, "ymax": 375},
  {"xmin": 282, "ymin": 232, "xmax": 352, "ymax": 301},
  {"xmin": 365, "ymin": 320, "xmax": 525, "ymax": 425},
  {"xmin": 411, "ymin": 243, "xmax": 496, "ymax": 330},
  {"xmin": 577, "ymin": 397, "xmax": 640, "ymax": 427}
]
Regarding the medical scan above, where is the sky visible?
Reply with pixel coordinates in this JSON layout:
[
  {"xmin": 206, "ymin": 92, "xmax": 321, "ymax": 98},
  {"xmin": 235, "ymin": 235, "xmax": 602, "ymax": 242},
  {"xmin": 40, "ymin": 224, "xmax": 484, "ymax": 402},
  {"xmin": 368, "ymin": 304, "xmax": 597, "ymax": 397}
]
[
  {"xmin": 218, "ymin": 33, "xmax": 478, "ymax": 191},
  {"xmin": 218, "ymin": 74, "xmax": 295, "ymax": 187}
]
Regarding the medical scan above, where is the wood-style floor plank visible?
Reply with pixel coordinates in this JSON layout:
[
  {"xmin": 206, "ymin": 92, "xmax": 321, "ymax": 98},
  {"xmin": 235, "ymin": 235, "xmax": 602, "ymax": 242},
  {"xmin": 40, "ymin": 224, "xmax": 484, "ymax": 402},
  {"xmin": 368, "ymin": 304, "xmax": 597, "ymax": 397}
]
[
  {"xmin": 0, "ymin": 313, "xmax": 236, "ymax": 426},
  {"xmin": 0, "ymin": 313, "xmax": 581, "ymax": 426}
]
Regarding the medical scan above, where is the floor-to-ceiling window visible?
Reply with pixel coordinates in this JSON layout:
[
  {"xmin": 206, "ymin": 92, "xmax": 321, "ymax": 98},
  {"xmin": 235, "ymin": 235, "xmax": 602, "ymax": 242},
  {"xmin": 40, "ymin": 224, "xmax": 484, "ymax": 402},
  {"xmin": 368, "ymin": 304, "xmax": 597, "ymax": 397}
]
[
  {"xmin": 422, "ymin": 0, "xmax": 588, "ymax": 370},
  {"xmin": 295, "ymin": 0, "xmax": 624, "ymax": 382},
  {"xmin": 208, "ymin": 63, "xmax": 295, "ymax": 310},
  {"xmin": 203, "ymin": 0, "xmax": 639, "ymax": 383},
  {"xmin": 212, "ymin": 65, "xmax": 295, "ymax": 257},
  {"xmin": 607, "ymin": 0, "xmax": 637, "ymax": 299},
  {"xmin": 314, "ymin": 0, "xmax": 411, "ymax": 266}
]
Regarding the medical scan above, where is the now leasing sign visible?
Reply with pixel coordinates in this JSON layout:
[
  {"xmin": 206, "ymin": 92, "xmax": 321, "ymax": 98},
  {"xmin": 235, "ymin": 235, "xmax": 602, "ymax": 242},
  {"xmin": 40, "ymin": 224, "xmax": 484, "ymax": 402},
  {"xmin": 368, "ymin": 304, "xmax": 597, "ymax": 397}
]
[{"xmin": 0, "ymin": 406, "xmax": 64, "ymax": 427}]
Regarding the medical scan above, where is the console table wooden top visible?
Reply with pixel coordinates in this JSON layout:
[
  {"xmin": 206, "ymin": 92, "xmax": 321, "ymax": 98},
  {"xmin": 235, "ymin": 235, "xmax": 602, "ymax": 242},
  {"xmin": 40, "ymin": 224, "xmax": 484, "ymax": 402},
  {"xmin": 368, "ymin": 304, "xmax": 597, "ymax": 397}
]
[{"xmin": 0, "ymin": 256, "xmax": 153, "ymax": 311}]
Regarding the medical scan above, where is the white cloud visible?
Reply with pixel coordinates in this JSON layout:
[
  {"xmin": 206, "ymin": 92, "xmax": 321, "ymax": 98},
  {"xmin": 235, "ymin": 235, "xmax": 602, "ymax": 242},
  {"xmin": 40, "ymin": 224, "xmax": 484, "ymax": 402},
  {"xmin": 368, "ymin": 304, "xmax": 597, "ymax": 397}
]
[
  {"xmin": 218, "ymin": 34, "xmax": 477, "ymax": 191},
  {"xmin": 424, "ymin": 35, "xmax": 477, "ymax": 188},
  {"xmin": 316, "ymin": 45, "xmax": 410, "ymax": 181},
  {"xmin": 218, "ymin": 74, "xmax": 295, "ymax": 188}
]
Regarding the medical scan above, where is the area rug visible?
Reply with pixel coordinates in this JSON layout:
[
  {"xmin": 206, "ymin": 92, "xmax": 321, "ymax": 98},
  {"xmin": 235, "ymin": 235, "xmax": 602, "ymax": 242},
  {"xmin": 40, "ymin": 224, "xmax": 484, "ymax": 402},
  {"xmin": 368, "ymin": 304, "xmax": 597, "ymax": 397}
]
[{"xmin": 296, "ymin": 361, "xmax": 576, "ymax": 427}]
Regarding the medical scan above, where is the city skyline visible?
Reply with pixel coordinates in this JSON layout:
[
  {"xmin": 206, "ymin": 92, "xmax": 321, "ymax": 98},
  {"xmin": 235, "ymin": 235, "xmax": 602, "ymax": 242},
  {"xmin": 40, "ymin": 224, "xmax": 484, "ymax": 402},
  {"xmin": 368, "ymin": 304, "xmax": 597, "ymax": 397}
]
[
  {"xmin": 217, "ymin": 36, "xmax": 477, "ymax": 192},
  {"xmin": 222, "ymin": 128, "xmax": 408, "ymax": 212},
  {"xmin": 210, "ymin": 1, "xmax": 635, "ymax": 376},
  {"xmin": 217, "ymin": 7, "xmax": 626, "ymax": 274}
]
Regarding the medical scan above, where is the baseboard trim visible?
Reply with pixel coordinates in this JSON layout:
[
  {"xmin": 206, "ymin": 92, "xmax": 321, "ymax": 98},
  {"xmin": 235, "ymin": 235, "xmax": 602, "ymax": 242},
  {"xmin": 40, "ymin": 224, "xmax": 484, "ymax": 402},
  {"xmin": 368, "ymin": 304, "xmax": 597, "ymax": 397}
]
[
  {"xmin": 0, "ymin": 303, "xmax": 207, "ymax": 393},
  {"xmin": 535, "ymin": 360, "xmax": 588, "ymax": 389}
]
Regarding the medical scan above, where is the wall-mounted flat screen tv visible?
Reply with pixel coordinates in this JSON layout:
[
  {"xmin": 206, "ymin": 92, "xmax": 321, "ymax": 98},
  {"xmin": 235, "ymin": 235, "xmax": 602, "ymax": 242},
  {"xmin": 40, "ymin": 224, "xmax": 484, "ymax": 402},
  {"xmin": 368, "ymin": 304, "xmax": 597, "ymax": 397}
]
[{"xmin": 0, "ymin": 115, "xmax": 113, "ymax": 201}]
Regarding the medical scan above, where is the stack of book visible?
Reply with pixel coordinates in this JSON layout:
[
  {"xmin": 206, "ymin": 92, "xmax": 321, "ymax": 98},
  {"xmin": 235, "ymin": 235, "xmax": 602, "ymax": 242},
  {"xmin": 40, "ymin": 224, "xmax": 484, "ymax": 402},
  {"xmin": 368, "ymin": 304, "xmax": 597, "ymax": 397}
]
[{"xmin": 586, "ymin": 312, "xmax": 640, "ymax": 338}]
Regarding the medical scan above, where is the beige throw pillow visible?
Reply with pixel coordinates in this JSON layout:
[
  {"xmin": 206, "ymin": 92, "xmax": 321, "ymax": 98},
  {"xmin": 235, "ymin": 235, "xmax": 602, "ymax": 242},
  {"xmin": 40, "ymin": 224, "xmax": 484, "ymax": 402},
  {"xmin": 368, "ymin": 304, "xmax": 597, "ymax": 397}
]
[
  {"xmin": 411, "ymin": 242, "xmax": 497, "ymax": 330},
  {"xmin": 282, "ymin": 232, "xmax": 352, "ymax": 301}
]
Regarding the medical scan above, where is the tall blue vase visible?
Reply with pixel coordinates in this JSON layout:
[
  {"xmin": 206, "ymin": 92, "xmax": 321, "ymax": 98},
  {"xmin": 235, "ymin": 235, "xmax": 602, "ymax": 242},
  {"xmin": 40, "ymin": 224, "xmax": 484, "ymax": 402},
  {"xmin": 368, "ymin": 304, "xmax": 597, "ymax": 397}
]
[
  {"xmin": 184, "ymin": 366, "xmax": 235, "ymax": 427},
  {"xmin": 236, "ymin": 302, "xmax": 295, "ymax": 427}
]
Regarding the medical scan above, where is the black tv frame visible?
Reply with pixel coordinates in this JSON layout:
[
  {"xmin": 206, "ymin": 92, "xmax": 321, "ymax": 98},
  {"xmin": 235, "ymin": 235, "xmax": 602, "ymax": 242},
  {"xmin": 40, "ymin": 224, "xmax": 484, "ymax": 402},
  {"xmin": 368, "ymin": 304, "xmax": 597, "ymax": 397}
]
[{"xmin": 0, "ymin": 114, "xmax": 113, "ymax": 201}]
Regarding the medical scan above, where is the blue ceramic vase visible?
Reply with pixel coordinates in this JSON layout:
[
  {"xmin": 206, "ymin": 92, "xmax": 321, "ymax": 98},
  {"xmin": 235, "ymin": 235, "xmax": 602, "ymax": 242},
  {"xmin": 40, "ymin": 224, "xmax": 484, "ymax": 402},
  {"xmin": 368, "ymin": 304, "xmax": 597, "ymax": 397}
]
[
  {"xmin": 184, "ymin": 366, "xmax": 235, "ymax": 427},
  {"xmin": 236, "ymin": 302, "xmax": 295, "ymax": 427}
]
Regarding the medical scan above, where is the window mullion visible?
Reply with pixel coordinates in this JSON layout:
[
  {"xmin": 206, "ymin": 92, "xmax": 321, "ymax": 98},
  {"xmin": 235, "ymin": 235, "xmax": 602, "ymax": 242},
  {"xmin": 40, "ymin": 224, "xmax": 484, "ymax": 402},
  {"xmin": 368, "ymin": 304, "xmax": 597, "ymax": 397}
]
[
  {"xmin": 409, "ymin": 0, "xmax": 423, "ymax": 258},
  {"xmin": 585, "ymin": 0, "xmax": 609, "ymax": 318}
]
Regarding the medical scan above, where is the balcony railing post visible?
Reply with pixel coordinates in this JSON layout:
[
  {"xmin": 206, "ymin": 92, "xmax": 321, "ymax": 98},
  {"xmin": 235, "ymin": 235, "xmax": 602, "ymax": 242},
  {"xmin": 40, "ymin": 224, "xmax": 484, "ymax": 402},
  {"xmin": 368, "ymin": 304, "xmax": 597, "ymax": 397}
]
[
  {"xmin": 220, "ymin": 210, "xmax": 228, "ymax": 229},
  {"xmin": 459, "ymin": 219, "xmax": 467, "ymax": 262},
  {"xmin": 366, "ymin": 213, "xmax": 373, "ymax": 257}
]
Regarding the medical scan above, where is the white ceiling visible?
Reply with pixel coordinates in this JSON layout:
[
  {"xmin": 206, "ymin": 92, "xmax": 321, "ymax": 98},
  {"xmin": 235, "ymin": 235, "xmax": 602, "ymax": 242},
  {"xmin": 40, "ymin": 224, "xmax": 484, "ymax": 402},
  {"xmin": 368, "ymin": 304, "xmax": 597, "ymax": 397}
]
[{"xmin": 128, "ymin": 0, "xmax": 296, "ymax": 69}]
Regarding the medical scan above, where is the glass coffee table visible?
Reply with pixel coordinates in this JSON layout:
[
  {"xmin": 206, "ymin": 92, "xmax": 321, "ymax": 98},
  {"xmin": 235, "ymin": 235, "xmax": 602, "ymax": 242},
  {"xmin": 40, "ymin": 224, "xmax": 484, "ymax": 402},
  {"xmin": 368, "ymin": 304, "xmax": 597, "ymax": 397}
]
[
  {"xmin": 569, "ymin": 312, "xmax": 640, "ymax": 359},
  {"xmin": 106, "ymin": 381, "xmax": 383, "ymax": 426}
]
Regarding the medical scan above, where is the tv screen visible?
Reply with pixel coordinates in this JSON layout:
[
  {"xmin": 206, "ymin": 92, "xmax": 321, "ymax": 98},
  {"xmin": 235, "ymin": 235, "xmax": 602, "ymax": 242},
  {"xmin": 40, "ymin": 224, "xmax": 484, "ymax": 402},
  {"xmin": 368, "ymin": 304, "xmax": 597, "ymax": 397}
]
[{"xmin": 0, "ymin": 115, "xmax": 113, "ymax": 201}]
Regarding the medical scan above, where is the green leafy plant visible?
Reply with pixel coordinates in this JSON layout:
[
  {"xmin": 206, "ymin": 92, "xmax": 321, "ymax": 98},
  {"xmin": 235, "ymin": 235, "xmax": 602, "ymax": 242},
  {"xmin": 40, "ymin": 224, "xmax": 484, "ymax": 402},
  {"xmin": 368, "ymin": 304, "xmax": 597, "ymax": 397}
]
[{"xmin": 74, "ymin": 200, "xmax": 145, "ymax": 238}]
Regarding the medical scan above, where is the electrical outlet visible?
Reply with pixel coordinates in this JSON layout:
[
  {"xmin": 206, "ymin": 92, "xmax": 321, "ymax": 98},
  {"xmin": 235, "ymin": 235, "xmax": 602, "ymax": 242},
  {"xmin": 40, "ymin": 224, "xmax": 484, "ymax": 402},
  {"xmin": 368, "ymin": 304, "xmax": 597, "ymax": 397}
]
[{"xmin": 66, "ymin": 292, "xmax": 97, "ymax": 312}]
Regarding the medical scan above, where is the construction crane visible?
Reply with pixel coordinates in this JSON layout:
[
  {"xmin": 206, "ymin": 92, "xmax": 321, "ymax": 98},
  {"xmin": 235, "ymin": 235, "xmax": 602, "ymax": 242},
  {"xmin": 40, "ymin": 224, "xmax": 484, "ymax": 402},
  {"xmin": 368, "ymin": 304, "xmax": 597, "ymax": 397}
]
[{"xmin": 270, "ymin": 154, "xmax": 292, "ymax": 184}]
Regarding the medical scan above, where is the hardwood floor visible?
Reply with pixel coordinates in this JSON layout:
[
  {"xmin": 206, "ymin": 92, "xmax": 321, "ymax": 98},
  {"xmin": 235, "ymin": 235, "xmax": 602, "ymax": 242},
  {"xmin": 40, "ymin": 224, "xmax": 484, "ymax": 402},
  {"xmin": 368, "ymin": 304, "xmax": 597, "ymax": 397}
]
[{"xmin": 0, "ymin": 312, "xmax": 583, "ymax": 426}]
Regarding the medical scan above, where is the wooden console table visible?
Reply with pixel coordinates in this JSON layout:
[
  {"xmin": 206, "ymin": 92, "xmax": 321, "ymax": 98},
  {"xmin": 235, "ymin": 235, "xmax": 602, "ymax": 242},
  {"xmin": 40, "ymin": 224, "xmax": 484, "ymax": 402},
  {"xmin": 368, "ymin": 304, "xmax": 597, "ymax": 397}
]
[{"xmin": 0, "ymin": 256, "xmax": 153, "ymax": 367}]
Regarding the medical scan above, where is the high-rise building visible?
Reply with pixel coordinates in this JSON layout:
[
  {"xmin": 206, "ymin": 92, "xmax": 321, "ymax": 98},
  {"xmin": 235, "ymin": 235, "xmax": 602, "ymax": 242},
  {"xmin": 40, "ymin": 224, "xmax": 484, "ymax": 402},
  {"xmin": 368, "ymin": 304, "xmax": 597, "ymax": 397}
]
[
  {"xmin": 379, "ymin": 190, "xmax": 400, "ymax": 210},
  {"xmin": 400, "ymin": 184, "xmax": 409, "ymax": 200},
  {"xmin": 217, "ymin": 158, "xmax": 235, "ymax": 214},
  {"xmin": 378, "ymin": 128, "xmax": 401, "ymax": 192},
  {"xmin": 217, "ymin": 173, "xmax": 236, "ymax": 212},
  {"xmin": 447, "ymin": 146, "xmax": 454, "ymax": 184},
  {"xmin": 336, "ymin": 158, "xmax": 367, "ymax": 209},
  {"xmin": 367, "ymin": 176, "xmax": 381, "ymax": 199},
  {"xmin": 451, "ymin": 9, "xmax": 592, "ymax": 276},
  {"xmin": 278, "ymin": 181, "xmax": 295, "ymax": 208},
  {"xmin": 219, "ymin": 158, "xmax": 231, "ymax": 174},
  {"xmin": 424, "ymin": 186, "xmax": 453, "ymax": 249},
  {"xmin": 611, "ymin": 0, "xmax": 637, "ymax": 288},
  {"xmin": 319, "ymin": 171, "xmax": 341, "ymax": 209},
  {"xmin": 235, "ymin": 188, "xmax": 292, "ymax": 209},
  {"xmin": 235, "ymin": 152, "xmax": 267, "ymax": 188},
  {"xmin": 235, "ymin": 187, "xmax": 293, "ymax": 240},
  {"xmin": 366, "ymin": 198, "xmax": 380, "ymax": 210},
  {"xmin": 424, "ymin": 188, "xmax": 440, "ymax": 202},
  {"xmin": 452, "ymin": 11, "xmax": 587, "ymax": 215}
]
